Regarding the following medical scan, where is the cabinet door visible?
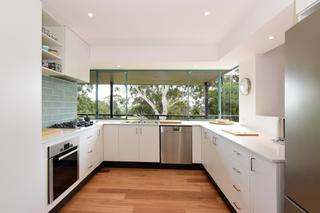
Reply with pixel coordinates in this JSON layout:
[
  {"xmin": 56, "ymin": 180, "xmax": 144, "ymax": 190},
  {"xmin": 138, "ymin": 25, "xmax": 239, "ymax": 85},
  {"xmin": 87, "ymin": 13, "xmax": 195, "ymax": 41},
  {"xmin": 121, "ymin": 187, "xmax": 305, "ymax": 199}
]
[
  {"xmin": 201, "ymin": 128, "xmax": 211, "ymax": 169},
  {"xmin": 139, "ymin": 125, "xmax": 159, "ymax": 162},
  {"xmin": 64, "ymin": 28, "xmax": 90, "ymax": 82},
  {"xmin": 79, "ymin": 128, "xmax": 97, "ymax": 179},
  {"xmin": 103, "ymin": 125, "xmax": 119, "ymax": 161},
  {"xmin": 118, "ymin": 125, "xmax": 140, "ymax": 162},
  {"xmin": 207, "ymin": 132, "xmax": 221, "ymax": 183},
  {"xmin": 95, "ymin": 126, "xmax": 103, "ymax": 166},
  {"xmin": 192, "ymin": 126, "xmax": 202, "ymax": 163},
  {"xmin": 250, "ymin": 154, "xmax": 283, "ymax": 213}
]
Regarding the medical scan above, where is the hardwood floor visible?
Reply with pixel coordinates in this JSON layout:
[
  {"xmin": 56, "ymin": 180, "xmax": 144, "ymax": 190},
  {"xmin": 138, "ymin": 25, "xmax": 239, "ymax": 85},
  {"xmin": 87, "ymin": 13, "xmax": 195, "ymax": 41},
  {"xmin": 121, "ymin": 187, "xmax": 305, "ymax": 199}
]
[{"xmin": 60, "ymin": 168, "xmax": 231, "ymax": 213}]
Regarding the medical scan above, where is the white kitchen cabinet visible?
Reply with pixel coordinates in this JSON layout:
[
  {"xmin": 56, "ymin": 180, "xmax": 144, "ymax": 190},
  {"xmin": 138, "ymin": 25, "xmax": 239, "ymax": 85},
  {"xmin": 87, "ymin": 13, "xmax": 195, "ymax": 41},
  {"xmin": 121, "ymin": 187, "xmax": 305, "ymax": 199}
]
[
  {"xmin": 206, "ymin": 131, "xmax": 217, "ymax": 179},
  {"xmin": 118, "ymin": 125, "xmax": 140, "ymax": 161},
  {"xmin": 296, "ymin": 0, "xmax": 320, "ymax": 15},
  {"xmin": 201, "ymin": 127, "xmax": 283, "ymax": 213},
  {"xmin": 201, "ymin": 128, "xmax": 209, "ymax": 170},
  {"xmin": 79, "ymin": 128, "xmax": 98, "ymax": 179},
  {"xmin": 139, "ymin": 125, "xmax": 159, "ymax": 162},
  {"xmin": 250, "ymin": 153, "xmax": 284, "ymax": 213},
  {"xmin": 192, "ymin": 126, "xmax": 202, "ymax": 163},
  {"xmin": 103, "ymin": 124, "xmax": 160, "ymax": 162},
  {"xmin": 103, "ymin": 125, "xmax": 119, "ymax": 161},
  {"xmin": 64, "ymin": 27, "xmax": 90, "ymax": 83},
  {"xmin": 95, "ymin": 126, "xmax": 104, "ymax": 166}
]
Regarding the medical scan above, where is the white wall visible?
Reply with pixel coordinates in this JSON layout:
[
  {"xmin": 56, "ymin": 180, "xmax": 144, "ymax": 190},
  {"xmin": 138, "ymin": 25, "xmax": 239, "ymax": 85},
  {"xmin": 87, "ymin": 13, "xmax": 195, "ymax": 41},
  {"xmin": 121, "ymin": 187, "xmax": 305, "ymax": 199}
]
[
  {"xmin": 219, "ymin": 0, "xmax": 294, "ymax": 59},
  {"xmin": 90, "ymin": 45, "xmax": 219, "ymax": 69},
  {"xmin": 239, "ymin": 56, "xmax": 279, "ymax": 137},
  {"xmin": 0, "ymin": 1, "xmax": 45, "ymax": 213},
  {"xmin": 256, "ymin": 45, "xmax": 285, "ymax": 117}
]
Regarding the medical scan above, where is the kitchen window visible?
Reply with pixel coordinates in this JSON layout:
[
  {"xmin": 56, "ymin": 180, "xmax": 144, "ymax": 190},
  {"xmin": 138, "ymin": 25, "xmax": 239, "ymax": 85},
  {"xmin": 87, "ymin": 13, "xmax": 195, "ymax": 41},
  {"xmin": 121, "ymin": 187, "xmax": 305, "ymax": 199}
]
[{"xmin": 77, "ymin": 68, "xmax": 239, "ymax": 121}]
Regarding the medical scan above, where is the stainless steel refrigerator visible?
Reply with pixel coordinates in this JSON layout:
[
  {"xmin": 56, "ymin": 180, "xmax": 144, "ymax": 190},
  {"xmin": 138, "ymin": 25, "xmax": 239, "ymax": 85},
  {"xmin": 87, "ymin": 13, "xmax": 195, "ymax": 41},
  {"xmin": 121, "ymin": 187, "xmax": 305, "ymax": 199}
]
[{"xmin": 285, "ymin": 7, "xmax": 320, "ymax": 213}]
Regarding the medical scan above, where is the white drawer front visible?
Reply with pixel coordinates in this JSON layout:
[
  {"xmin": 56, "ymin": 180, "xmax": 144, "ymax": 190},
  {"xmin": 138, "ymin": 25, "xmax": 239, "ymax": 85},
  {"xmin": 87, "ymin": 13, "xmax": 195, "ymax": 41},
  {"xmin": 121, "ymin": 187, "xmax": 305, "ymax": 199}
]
[
  {"xmin": 230, "ymin": 176, "xmax": 250, "ymax": 210},
  {"xmin": 83, "ymin": 128, "xmax": 98, "ymax": 143},
  {"xmin": 229, "ymin": 159, "xmax": 250, "ymax": 188},
  {"xmin": 230, "ymin": 144, "xmax": 251, "ymax": 170}
]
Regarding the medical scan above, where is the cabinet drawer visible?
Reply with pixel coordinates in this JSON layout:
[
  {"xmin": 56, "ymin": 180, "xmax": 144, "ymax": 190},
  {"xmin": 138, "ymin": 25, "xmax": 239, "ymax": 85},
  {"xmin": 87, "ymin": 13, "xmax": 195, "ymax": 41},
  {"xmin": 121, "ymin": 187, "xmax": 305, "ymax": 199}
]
[
  {"xmin": 230, "ymin": 195, "xmax": 249, "ymax": 213},
  {"xmin": 229, "ymin": 183, "xmax": 250, "ymax": 213},
  {"xmin": 83, "ymin": 128, "xmax": 98, "ymax": 143},
  {"xmin": 230, "ymin": 176, "xmax": 250, "ymax": 210},
  {"xmin": 85, "ymin": 157, "xmax": 94, "ymax": 174},
  {"xmin": 230, "ymin": 144, "xmax": 251, "ymax": 169},
  {"xmin": 229, "ymin": 159, "xmax": 250, "ymax": 188}
]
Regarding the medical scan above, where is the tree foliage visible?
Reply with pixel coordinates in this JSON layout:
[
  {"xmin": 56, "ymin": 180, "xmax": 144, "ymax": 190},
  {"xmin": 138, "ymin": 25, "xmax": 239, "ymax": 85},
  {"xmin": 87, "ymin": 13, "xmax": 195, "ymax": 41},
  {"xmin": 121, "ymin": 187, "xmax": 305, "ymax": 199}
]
[{"xmin": 77, "ymin": 72, "xmax": 239, "ymax": 120}]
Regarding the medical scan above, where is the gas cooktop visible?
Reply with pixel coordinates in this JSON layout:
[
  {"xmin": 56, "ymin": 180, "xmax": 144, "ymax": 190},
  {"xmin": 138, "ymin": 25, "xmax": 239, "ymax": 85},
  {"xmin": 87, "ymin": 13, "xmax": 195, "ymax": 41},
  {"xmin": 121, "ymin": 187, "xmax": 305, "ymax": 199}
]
[{"xmin": 50, "ymin": 120, "xmax": 94, "ymax": 129}]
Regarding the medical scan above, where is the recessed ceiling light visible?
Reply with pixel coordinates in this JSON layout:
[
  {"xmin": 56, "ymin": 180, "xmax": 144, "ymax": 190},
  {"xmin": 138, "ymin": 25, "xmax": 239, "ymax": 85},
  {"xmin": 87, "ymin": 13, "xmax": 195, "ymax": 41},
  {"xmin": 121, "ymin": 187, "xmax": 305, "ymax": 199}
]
[
  {"xmin": 88, "ymin": 12, "xmax": 94, "ymax": 17},
  {"xmin": 117, "ymin": 65, "xmax": 121, "ymax": 68},
  {"xmin": 204, "ymin": 11, "xmax": 210, "ymax": 16},
  {"xmin": 268, "ymin": 36, "xmax": 275, "ymax": 40}
]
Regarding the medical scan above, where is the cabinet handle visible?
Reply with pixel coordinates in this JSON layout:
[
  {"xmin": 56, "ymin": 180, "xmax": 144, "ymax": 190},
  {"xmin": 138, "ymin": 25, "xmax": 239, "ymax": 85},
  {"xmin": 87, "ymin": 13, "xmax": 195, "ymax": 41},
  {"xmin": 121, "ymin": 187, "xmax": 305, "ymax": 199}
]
[
  {"xmin": 88, "ymin": 150, "xmax": 93, "ymax": 154},
  {"xmin": 233, "ymin": 150, "xmax": 241, "ymax": 156},
  {"xmin": 87, "ymin": 135, "xmax": 93, "ymax": 140},
  {"xmin": 232, "ymin": 184, "xmax": 241, "ymax": 192},
  {"xmin": 212, "ymin": 136, "xmax": 217, "ymax": 145},
  {"xmin": 136, "ymin": 128, "xmax": 138, "ymax": 134},
  {"xmin": 251, "ymin": 157, "xmax": 256, "ymax": 172},
  {"xmin": 233, "ymin": 202, "xmax": 241, "ymax": 210},
  {"xmin": 232, "ymin": 167, "xmax": 241, "ymax": 174},
  {"xmin": 140, "ymin": 128, "xmax": 142, "ymax": 134},
  {"xmin": 88, "ymin": 165, "xmax": 93, "ymax": 169},
  {"xmin": 204, "ymin": 132, "xmax": 207, "ymax": 139}
]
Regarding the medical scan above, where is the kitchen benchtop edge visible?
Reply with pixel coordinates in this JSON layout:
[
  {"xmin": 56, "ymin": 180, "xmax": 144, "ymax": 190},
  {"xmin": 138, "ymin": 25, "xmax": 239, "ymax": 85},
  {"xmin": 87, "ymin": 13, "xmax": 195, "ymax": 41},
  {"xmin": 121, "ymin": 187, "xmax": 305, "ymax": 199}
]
[{"xmin": 42, "ymin": 120, "xmax": 284, "ymax": 163}]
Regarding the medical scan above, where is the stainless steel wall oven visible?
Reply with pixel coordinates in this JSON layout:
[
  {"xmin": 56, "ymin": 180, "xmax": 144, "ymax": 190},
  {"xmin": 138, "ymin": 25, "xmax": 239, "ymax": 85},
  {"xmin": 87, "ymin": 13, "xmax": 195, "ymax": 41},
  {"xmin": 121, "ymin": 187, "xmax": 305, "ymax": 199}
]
[{"xmin": 48, "ymin": 137, "xmax": 79, "ymax": 204}]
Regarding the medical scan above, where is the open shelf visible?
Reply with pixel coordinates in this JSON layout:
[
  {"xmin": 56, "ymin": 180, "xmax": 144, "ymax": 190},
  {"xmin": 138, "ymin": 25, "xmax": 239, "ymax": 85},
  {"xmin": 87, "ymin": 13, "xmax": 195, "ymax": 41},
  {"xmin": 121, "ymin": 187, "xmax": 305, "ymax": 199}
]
[
  {"xmin": 42, "ymin": 49, "xmax": 62, "ymax": 60},
  {"xmin": 42, "ymin": 33, "xmax": 63, "ymax": 47},
  {"xmin": 42, "ymin": 67, "xmax": 85, "ymax": 83}
]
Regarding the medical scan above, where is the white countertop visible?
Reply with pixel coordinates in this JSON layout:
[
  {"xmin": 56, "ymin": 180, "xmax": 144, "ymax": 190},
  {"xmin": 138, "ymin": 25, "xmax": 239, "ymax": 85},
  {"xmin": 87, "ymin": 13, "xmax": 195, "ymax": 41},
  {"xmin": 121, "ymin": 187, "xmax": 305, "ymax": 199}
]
[
  {"xmin": 42, "ymin": 120, "xmax": 285, "ymax": 163},
  {"xmin": 42, "ymin": 123, "xmax": 101, "ymax": 144}
]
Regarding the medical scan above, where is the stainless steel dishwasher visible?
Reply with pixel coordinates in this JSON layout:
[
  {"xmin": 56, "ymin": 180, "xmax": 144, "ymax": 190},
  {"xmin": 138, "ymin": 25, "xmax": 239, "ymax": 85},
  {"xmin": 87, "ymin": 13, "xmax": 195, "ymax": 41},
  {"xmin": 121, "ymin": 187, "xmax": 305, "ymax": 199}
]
[{"xmin": 160, "ymin": 126, "xmax": 192, "ymax": 164}]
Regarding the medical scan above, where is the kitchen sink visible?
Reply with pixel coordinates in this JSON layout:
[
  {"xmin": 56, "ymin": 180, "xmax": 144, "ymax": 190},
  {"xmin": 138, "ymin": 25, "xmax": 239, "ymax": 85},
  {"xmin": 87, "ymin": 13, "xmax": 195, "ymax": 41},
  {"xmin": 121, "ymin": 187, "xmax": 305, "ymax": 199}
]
[{"xmin": 122, "ymin": 120, "xmax": 159, "ymax": 125}]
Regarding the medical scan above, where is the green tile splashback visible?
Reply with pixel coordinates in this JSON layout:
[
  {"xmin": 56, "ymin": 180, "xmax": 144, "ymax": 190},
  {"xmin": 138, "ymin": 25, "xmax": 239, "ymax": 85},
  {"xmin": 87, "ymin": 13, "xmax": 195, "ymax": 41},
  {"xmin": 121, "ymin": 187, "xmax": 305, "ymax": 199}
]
[{"xmin": 42, "ymin": 76, "xmax": 77, "ymax": 127}]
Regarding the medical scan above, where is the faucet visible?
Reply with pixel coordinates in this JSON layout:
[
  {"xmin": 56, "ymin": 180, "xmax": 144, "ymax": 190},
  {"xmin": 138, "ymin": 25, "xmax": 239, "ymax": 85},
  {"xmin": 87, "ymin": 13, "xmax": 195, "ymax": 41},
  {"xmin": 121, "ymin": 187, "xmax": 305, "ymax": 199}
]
[{"xmin": 137, "ymin": 110, "xmax": 144, "ymax": 123}]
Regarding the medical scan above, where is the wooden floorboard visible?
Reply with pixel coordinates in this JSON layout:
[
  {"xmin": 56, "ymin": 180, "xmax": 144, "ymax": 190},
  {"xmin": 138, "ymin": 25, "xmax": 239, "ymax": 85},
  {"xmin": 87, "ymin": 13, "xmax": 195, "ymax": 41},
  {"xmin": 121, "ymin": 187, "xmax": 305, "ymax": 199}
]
[{"xmin": 60, "ymin": 168, "xmax": 231, "ymax": 213}]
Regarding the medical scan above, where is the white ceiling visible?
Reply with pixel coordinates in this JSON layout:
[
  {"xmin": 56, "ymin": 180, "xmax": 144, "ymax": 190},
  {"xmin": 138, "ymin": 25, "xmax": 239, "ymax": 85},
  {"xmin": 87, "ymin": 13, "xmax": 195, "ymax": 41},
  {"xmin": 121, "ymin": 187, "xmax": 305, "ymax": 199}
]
[{"xmin": 43, "ymin": 0, "xmax": 258, "ymax": 46}]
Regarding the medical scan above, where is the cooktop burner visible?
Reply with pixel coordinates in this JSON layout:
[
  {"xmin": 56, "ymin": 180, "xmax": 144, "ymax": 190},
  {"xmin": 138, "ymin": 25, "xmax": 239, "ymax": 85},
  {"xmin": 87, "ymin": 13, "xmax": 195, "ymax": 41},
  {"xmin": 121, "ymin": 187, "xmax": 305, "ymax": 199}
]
[{"xmin": 50, "ymin": 120, "xmax": 94, "ymax": 129}]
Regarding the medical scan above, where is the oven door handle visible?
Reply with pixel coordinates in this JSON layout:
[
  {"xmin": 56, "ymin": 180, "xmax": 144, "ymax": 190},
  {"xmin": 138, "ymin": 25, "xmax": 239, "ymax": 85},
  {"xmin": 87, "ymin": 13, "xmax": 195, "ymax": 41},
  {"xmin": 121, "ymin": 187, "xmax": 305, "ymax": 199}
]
[{"xmin": 58, "ymin": 149, "xmax": 78, "ymax": 161}]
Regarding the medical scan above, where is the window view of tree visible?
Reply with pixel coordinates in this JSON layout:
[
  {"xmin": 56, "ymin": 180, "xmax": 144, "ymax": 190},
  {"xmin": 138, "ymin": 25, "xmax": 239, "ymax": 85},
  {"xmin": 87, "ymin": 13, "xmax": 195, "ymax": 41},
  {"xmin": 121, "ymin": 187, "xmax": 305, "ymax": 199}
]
[
  {"xmin": 189, "ymin": 85, "xmax": 205, "ymax": 118},
  {"xmin": 113, "ymin": 85, "xmax": 127, "ymax": 118},
  {"xmin": 222, "ymin": 69, "xmax": 239, "ymax": 121},
  {"xmin": 128, "ymin": 85, "xmax": 188, "ymax": 119},
  {"xmin": 97, "ymin": 84, "xmax": 110, "ymax": 118},
  {"xmin": 77, "ymin": 84, "xmax": 95, "ymax": 115},
  {"xmin": 77, "ymin": 69, "xmax": 239, "ymax": 121}
]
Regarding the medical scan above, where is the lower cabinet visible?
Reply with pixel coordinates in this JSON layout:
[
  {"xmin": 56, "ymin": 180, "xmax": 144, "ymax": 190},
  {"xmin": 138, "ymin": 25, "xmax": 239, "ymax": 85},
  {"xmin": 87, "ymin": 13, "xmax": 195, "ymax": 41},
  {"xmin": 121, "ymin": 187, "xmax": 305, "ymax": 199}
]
[
  {"xmin": 250, "ymin": 153, "xmax": 284, "ymax": 213},
  {"xmin": 79, "ymin": 126, "xmax": 103, "ymax": 180},
  {"xmin": 95, "ymin": 126, "xmax": 104, "ymax": 166},
  {"xmin": 201, "ymin": 128, "xmax": 284, "ymax": 213},
  {"xmin": 118, "ymin": 125, "xmax": 140, "ymax": 161},
  {"xmin": 192, "ymin": 126, "xmax": 202, "ymax": 163},
  {"xmin": 139, "ymin": 125, "xmax": 160, "ymax": 162},
  {"xmin": 103, "ymin": 125, "xmax": 160, "ymax": 163},
  {"xmin": 103, "ymin": 125, "xmax": 119, "ymax": 161}
]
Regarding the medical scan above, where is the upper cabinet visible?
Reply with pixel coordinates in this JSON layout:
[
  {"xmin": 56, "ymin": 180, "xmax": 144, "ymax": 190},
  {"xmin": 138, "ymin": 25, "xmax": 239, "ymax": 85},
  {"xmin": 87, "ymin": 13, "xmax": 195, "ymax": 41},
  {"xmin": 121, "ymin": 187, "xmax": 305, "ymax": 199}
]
[
  {"xmin": 64, "ymin": 28, "xmax": 90, "ymax": 83},
  {"xmin": 296, "ymin": 0, "xmax": 320, "ymax": 17},
  {"xmin": 42, "ymin": 9, "xmax": 90, "ymax": 83}
]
